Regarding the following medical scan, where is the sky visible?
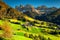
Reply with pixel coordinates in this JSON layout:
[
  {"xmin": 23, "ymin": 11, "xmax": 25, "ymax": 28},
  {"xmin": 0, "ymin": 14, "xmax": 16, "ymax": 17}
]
[{"xmin": 3, "ymin": 0, "xmax": 60, "ymax": 8}]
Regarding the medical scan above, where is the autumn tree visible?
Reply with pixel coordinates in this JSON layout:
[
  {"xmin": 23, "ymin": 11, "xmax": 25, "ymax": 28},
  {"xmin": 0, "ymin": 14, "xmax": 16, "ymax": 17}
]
[{"xmin": 1, "ymin": 21, "xmax": 13, "ymax": 38}]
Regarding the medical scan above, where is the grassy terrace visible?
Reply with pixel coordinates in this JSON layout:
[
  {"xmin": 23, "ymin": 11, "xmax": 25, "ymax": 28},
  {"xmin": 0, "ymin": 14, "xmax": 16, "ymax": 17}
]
[{"xmin": 0, "ymin": 19, "xmax": 60, "ymax": 40}]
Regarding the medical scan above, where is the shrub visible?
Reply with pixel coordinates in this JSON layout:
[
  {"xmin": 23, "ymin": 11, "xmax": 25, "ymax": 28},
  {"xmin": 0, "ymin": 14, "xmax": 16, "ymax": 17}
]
[
  {"xmin": 41, "ymin": 22, "xmax": 44, "ymax": 25},
  {"xmin": 30, "ymin": 22, "xmax": 35, "ymax": 26},
  {"xmin": 49, "ymin": 30, "xmax": 59, "ymax": 35},
  {"xmin": 17, "ymin": 29, "xmax": 20, "ymax": 31},
  {"xmin": 0, "ymin": 27, "xmax": 2, "ymax": 30},
  {"xmin": 48, "ymin": 38, "xmax": 51, "ymax": 40},
  {"xmin": 29, "ymin": 34, "xmax": 34, "ymax": 38},
  {"xmin": 33, "ymin": 21, "xmax": 39, "ymax": 24},
  {"xmin": 7, "ymin": 8, "xmax": 12, "ymax": 13},
  {"xmin": 17, "ymin": 16, "xmax": 21, "ymax": 20},
  {"xmin": 40, "ymin": 36, "xmax": 47, "ymax": 40},
  {"xmin": 22, "ymin": 24, "xmax": 27, "ymax": 28},
  {"xmin": 0, "ymin": 37, "xmax": 5, "ymax": 40},
  {"xmin": 38, "ymin": 35, "xmax": 47, "ymax": 40},
  {"xmin": 38, "ymin": 35, "xmax": 41, "ymax": 40},
  {"xmin": 59, "ymin": 32, "xmax": 60, "ymax": 34},
  {"xmin": 0, "ymin": 6, "xmax": 2, "ymax": 10},
  {"xmin": 34, "ymin": 35, "xmax": 40, "ymax": 40},
  {"xmin": 11, "ymin": 22, "xmax": 20, "ymax": 24},
  {"xmin": 22, "ymin": 18, "xmax": 26, "ymax": 22},
  {"xmin": 26, "ymin": 28, "xmax": 29, "ymax": 30},
  {"xmin": 24, "ymin": 33, "xmax": 29, "ymax": 38}
]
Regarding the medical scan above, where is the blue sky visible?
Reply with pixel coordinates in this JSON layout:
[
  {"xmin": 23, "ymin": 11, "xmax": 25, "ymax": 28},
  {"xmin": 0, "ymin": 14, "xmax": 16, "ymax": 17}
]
[{"xmin": 3, "ymin": 0, "xmax": 60, "ymax": 8}]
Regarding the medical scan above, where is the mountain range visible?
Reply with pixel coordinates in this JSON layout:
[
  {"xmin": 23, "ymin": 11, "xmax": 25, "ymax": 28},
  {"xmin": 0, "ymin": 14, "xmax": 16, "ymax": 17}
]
[{"xmin": 15, "ymin": 4, "xmax": 60, "ymax": 25}]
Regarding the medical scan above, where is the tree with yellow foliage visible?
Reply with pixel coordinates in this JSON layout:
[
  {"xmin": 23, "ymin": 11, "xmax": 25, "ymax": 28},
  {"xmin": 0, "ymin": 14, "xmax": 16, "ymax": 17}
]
[{"xmin": 0, "ymin": 21, "xmax": 13, "ymax": 39}]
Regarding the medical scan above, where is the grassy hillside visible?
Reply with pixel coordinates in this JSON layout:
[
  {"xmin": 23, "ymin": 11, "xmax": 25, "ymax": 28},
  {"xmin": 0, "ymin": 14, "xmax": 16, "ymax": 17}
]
[{"xmin": 0, "ymin": 19, "xmax": 60, "ymax": 40}]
